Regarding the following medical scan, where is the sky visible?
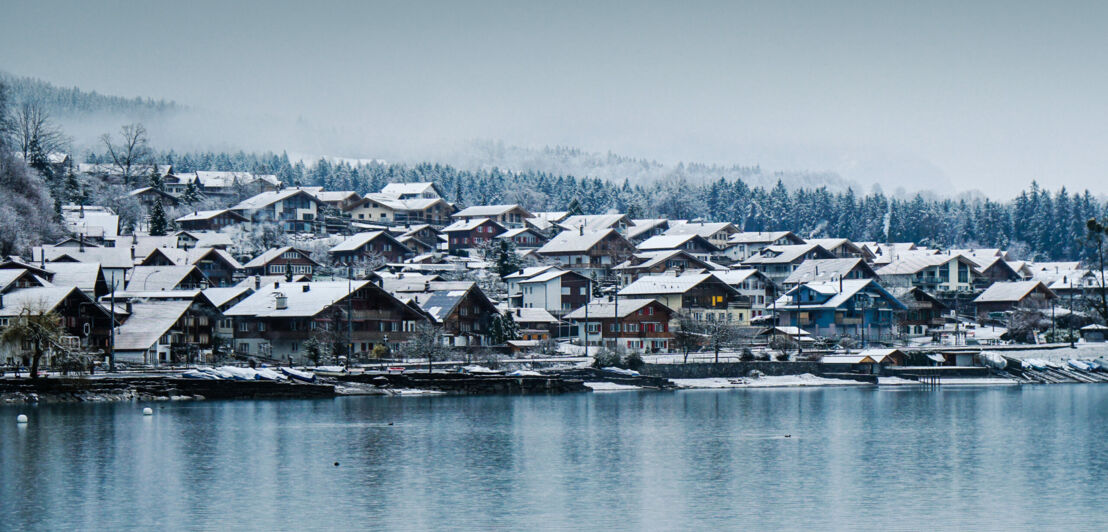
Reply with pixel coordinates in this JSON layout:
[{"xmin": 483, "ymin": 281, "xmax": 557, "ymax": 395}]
[{"xmin": 2, "ymin": 0, "xmax": 1107, "ymax": 197}]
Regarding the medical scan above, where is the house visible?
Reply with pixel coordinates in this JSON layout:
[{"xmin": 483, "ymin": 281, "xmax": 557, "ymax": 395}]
[
  {"xmin": 33, "ymin": 246, "xmax": 133, "ymax": 290},
  {"xmin": 389, "ymin": 224, "xmax": 443, "ymax": 250},
  {"xmin": 45, "ymin": 262, "xmax": 110, "ymax": 299},
  {"xmin": 495, "ymin": 227, "xmax": 548, "ymax": 249},
  {"xmin": 821, "ymin": 348, "xmax": 907, "ymax": 374},
  {"xmin": 888, "ymin": 286, "xmax": 949, "ymax": 337},
  {"xmin": 517, "ymin": 268, "xmax": 591, "ymax": 316},
  {"xmin": 243, "ymin": 247, "xmax": 320, "ymax": 278},
  {"xmin": 563, "ymin": 298, "xmax": 675, "ymax": 352},
  {"xmin": 636, "ymin": 234, "xmax": 720, "ymax": 261},
  {"xmin": 956, "ymin": 253, "xmax": 1021, "ymax": 289},
  {"xmin": 536, "ymin": 228, "xmax": 637, "ymax": 275},
  {"xmin": 875, "ymin": 253, "xmax": 978, "ymax": 294},
  {"xmin": 556, "ymin": 214, "xmax": 632, "ymax": 233},
  {"xmin": 125, "ymin": 265, "xmax": 210, "ymax": 292},
  {"xmin": 345, "ymin": 194, "xmax": 454, "ymax": 226},
  {"xmin": 139, "ymin": 247, "xmax": 243, "ymax": 287},
  {"xmin": 860, "ymin": 242, "xmax": 924, "ymax": 267},
  {"xmin": 626, "ymin": 219, "xmax": 671, "ymax": 243},
  {"xmin": 712, "ymin": 269, "xmax": 778, "ymax": 318},
  {"xmin": 0, "ymin": 286, "xmax": 115, "ymax": 366},
  {"xmin": 442, "ymin": 218, "xmax": 506, "ymax": 255},
  {"xmin": 380, "ymin": 181, "xmax": 444, "ymax": 199},
  {"xmin": 1080, "ymin": 324, "xmax": 1108, "ymax": 342},
  {"xmin": 612, "ymin": 250, "xmax": 718, "ymax": 287},
  {"xmin": 504, "ymin": 266, "xmax": 560, "ymax": 307},
  {"xmin": 782, "ymin": 258, "xmax": 878, "ymax": 288},
  {"xmin": 503, "ymin": 307, "xmax": 561, "ymax": 341},
  {"xmin": 201, "ymin": 284, "xmax": 255, "ymax": 348},
  {"xmin": 225, "ymin": 280, "xmax": 425, "ymax": 362},
  {"xmin": 167, "ymin": 171, "xmax": 280, "ymax": 197},
  {"xmin": 330, "ymin": 231, "xmax": 412, "ymax": 264},
  {"xmin": 128, "ymin": 186, "xmax": 179, "ymax": 209},
  {"xmin": 803, "ymin": 238, "xmax": 872, "ymax": 260},
  {"xmin": 0, "ymin": 267, "xmax": 52, "ymax": 294},
  {"xmin": 305, "ymin": 189, "xmax": 363, "ymax": 210},
  {"xmin": 526, "ymin": 211, "xmax": 569, "ymax": 234},
  {"xmin": 452, "ymin": 204, "xmax": 533, "ymax": 228},
  {"xmin": 174, "ymin": 209, "xmax": 249, "ymax": 232},
  {"xmin": 663, "ymin": 221, "xmax": 739, "ymax": 250},
  {"xmin": 618, "ymin": 272, "xmax": 751, "ymax": 324},
  {"xmin": 231, "ymin": 188, "xmax": 324, "ymax": 233},
  {"xmin": 725, "ymin": 231, "xmax": 805, "ymax": 261},
  {"xmin": 755, "ymin": 326, "xmax": 816, "ymax": 346},
  {"xmin": 389, "ymin": 281, "xmax": 498, "ymax": 347},
  {"xmin": 108, "ymin": 294, "xmax": 215, "ymax": 366},
  {"xmin": 773, "ymin": 279, "xmax": 907, "ymax": 344},
  {"xmin": 973, "ymin": 281, "xmax": 1056, "ymax": 319},
  {"xmin": 741, "ymin": 244, "xmax": 836, "ymax": 284},
  {"xmin": 172, "ymin": 231, "xmax": 233, "ymax": 250}
]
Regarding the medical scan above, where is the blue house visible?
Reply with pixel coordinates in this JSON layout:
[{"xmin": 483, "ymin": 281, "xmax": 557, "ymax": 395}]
[{"xmin": 773, "ymin": 279, "xmax": 906, "ymax": 344}]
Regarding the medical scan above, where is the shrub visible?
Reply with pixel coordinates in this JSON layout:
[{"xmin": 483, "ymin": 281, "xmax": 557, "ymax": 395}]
[
  {"xmin": 593, "ymin": 348, "xmax": 622, "ymax": 368},
  {"xmin": 623, "ymin": 351, "xmax": 645, "ymax": 371}
]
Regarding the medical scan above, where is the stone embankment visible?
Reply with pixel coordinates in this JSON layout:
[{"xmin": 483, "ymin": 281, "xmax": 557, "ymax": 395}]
[{"xmin": 0, "ymin": 377, "xmax": 335, "ymax": 403}]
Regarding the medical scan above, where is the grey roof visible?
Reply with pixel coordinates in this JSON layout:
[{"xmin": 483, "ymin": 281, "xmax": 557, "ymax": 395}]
[
  {"xmin": 125, "ymin": 266, "xmax": 202, "ymax": 291},
  {"xmin": 618, "ymin": 273, "xmax": 735, "ymax": 296},
  {"xmin": 0, "ymin": 286, "xmax": 79, "ymax": 317},
  {"xmin": 45, "ymin": 262, "xmax": 102, "ymax": 293},
  {"xmin": 113, "ymin": 300, "xmax": 193, "ymax": 351},
  {"xmin": 563, "ymin": 298, "xmax": 666, "ymax": 319},
  {"xmin": 329, "ymin": 231, "xmax": 406, "ymax": 253},
  {"xmin": 783, "ymin": 258, "xmax": 870, "ymax": 285},
  {"xmin": 442, "ymin": 218, "xmax": 503, "ymax": 232},
  {"xmin": 537, "ymin": 228, "xmax": 622, "ymax": 254},
  {"xmin": 231, "ymin": 189, "xmax": 318, "ymax": 211},
  {"xmin": 225, "ymin": 281, "xmax": 371, "ymax": 318},
  {"xmin": 637, "ymin": 233, "xmax": 718, "ymax": 252},
  {"xmin": 453, "ymin": 204, "xmax": 529, "ymax": 218},
  {"xmin": 973, "ymin": 281, "xmax": 1053, "ymax": 303}
]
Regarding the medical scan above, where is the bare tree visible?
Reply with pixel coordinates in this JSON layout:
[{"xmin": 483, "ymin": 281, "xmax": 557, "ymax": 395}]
[
  {"xmin": 1, "ymin": 305, "xmax": 64, "ymax": 379},
  {"xmin": 100, "ymin": 123, "xmax": 151, "ymax": 187},
  {"xmin": 12, "ymin": 100, "xmax": 68, "ymax": 168},
  {"xmin": 397, "ymin": 322, "xmax": 450, "ymax": 373},
  {"xmin": 671, "ymin": 311, "xmax": 704, "ymax": 363},
  {"xmin": 1086, "ymin": 218, "xmax": 1108, "ymax": 325}
]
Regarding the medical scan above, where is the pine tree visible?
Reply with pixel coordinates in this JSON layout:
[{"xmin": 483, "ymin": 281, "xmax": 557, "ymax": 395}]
[
  {"xmin": 181, "ymin": 179, "xmax": 200, "ymax": 205},
  {"xmin": 149, "ymin": 198, "xmax": 168, "ymax": 236},
  {"xmin": 148, "ymin": 164, "xmax": 163, "ymax": 191}
]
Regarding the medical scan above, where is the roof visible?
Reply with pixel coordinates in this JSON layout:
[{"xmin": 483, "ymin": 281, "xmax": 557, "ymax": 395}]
[
  {"xmin": 308, "ymin": 190, "xmax": 360, "ymax": 203},
  {"xmin": 556, "ymin": 214, "xmax": 629, "ymax": 232},
  {"xmin": 504, "ymin": 266, "xmax": 559, "ymax": 280},
  {"xmin": 774, "ymin": 279, "xmax": 906, "ymax": 310},
  {"xmin": 613, "ymin": 250, "xmax": 714, "ymax": 272},
  {"xmin": 496, "ymin": 227, "xmax": 546, "ymax": 240},
  {"xmin": 35, "ymin": 246, "xmax": 134, "ymax": 269},
  {"xmin": 637, "ymin": 234, "xmax": 719, "ymax": 252},
  {"xmin": 45, "ymin": 262, "xmax": 102, "ymax": 292},
  {"xmin": 452, "ymin": 204, "xmax": 529, "ymax": 218},
  {"xmin": 519, "ymin": 269, "xmax": 581, "ymax": 284},
  {"xmin": 742, "ymin": 244, "xmax": 828, "ymax": 264},
  {"xmin": 973, "ymin": 281, "xmax": 1054, "ymax": 303},
  {"xmin": 400, "ymin": 282, "xmax": 490, "ymax": 323},
  {"xmin": 728, "ymin": 231, "xmax": 800, "ymax": 244},
  {"xmin": 504, "ymin": 307, "xmax": 559, "ymax": 323},
  {"xmin": 875, "ymin": 253, "xmax": 972, "ymax": 275},
  {"xmin": 113, "ymin": 300, "xmax": 193, "ymax": 351},
  {"xmin": 563, "ymin": 298, "xmax": 667, "ymax": 319},
  {"xmin": 783, "ymin": 258, "xmax": 871, "ymax": 285},
  {"xmin": 231, "ymin": 188, "xmax": 318, "ymax": 211},
  {"xmin": 442, "ymin": 218, "xmax": 504, "ymax": 232},
  {"xmin": 626, "ymin": 219, "xmax": 669, "ymax": 240},
  {"xmin": 618, "ymin": 273, "xmax": 734, "ymax": 296},
  {"xmin": 380, "ymin": 182, "xmax": 439, "ymax": 197},
  {"xmin": 0, "ymin": 286, "xmax": 80, "ymax": 317},
  {"xmin": 713, "ymin": 269, "xmax": 771, "ymax": 287},
  {"xmin": 201, "ymin": 285, "xmax": 254, "ymax": 308},
  {"xmin": 243, "ymin": 247, "xmax": 319, "ymax": 269},
  {"xmin": 174, "ymin": 209, "xmax": 245, "ymax": 222},
  {"xmin": 664, "ymin": 221, "xmax": 737, "ymax": 238},
  {"xmin": 125, "ymin": 266, "xmax": 201, "ymax": 291},
  {"xmin": 537, "ymin": 228, "xmax": 623, "ymax": 254},
  {"xmin": 329, "ymin": 231, "xmax": 407, "ymax": 253},
  {"xmin": 822, "ymin": 350, "xmax": 904, "ymax": 364},
  {"xmin": 225, "ymin": 281, "xmax": 371, "ymax": 318}
]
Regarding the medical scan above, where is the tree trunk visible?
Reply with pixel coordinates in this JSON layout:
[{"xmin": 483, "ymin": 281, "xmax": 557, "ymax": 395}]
[{"xmin": 30, "ymin": 344, "xmax": 42, "ymax": 379}]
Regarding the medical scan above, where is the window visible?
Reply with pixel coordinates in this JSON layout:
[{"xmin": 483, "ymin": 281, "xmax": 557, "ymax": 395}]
[
  {"xmin": 269, "ymin": 264, "xmax": 286, "ymax": 274},
  {"xmin": 282, "ymin": 251, "xmax": 299, "ymax": 260},
  {"xmin": 239, "ymin": 343, "xmax": 250, "ymax": 353},
  {"xmin": 238, "ymin": 322, "xmax": 248, "ymax": 332},
  {"xmin": 587, "ymin": 323, "xmax": 599, "ymax": 334},
  {"xmin": 257, "ymin": 322, "xmax": 266, "ymax": 332}
]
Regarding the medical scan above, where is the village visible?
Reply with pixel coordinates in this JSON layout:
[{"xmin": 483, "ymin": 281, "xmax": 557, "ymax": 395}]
[{"xmin": 2, "ymin": 159, "xmax": 1108, "ymax": 393}]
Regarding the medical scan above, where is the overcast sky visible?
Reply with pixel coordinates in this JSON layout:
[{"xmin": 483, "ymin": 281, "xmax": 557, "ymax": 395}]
[{"xmin": 2, "ymin": 0, "xmax": 1107, "ymax": 197}]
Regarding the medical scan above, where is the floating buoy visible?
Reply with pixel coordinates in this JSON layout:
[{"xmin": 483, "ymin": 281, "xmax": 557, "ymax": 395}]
[
  {"xmin": 16, "ymin": 414, "xmax": 28, "ymax": 424},
  {"xmin": 142, "ymin": 407, "xmax": 154, "ymax": 416},
  {"xmin": 333, "ymin": 462, "xmax": 340, "ymax": 467}
]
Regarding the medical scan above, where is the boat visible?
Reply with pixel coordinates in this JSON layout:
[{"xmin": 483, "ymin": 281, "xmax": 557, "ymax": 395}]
[
  {"xmin": 1023, "ymin": 359, "xmax": 1047, "ymax": 371},
  {"xmin": 220, "ymin": 366, "xmax": 257, "ymax": 380},
  {"xmin": 978, "ymin": 351, "xmax": 1007, "ymax": 370},
  {"xmin": 1094, "ymin": 358, "xmax": 1108, "ymax": 372},
  {"xmin": 280, "ymin": 367, "xmax": 316, "ymax": 383},
  {"xmin": 1043, "ymin": 359, "xmax": 1062, "ymax": 369},
  {"xmin": 254, "ymin": 368, "xmax": 284, "ymax": 381},
  {"xmin": 313, "ymin": 365, "xmax": 348, "ymax": 377},
  {"xmin": 1067, "ymin": 360, "xmax": 1093, "ymax": 372}
]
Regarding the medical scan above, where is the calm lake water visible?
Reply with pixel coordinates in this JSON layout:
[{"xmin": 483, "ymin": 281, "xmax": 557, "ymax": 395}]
[{"xmin": 3, "ymin": 386, "xmax": 1108, "ymax": 531}]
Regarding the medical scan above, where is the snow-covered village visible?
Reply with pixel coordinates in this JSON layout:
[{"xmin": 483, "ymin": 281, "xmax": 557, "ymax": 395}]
[{"xmin": 8, "ymin": 2, "xmax": 1108, "ymax": 530}]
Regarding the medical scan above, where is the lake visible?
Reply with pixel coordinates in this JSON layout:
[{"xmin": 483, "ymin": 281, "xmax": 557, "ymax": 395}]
[{"xmin": 3, "ymin": 385, "xmax": 1108, "ymax": 531}]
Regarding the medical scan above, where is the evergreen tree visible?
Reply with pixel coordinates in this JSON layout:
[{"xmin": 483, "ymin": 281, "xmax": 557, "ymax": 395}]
[
  {"xmin": 181, "ymin": 179, "xmax": 200, "ymax": 205},
  {"xmin": 148, "ymin": 198, "xmax": 168, "ymax": 236},
  {"xmin": 148, "ymin": 164, "xmax": 163, "ymax": 191}
]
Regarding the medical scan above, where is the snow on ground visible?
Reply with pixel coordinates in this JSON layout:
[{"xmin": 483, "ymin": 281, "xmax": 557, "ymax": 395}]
[
  {"xmin": 876, "ymin": 376, "xmax": 920, "ymax": 385},
  {"xmin": 930, "ymin": 377, "xmax": 1019, "ymax": 386},
  {"xmin": 672, "ymin": 374, "xmax": 870, "ymax": 389},
  {"xmin": 584, "ymin": 382, "xmax": 643, "ymax": 391}
]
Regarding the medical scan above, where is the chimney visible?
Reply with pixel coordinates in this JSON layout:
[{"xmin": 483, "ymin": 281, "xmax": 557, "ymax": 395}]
[
  {"xmin": 302, "ymin": 285, "xmax": 310, "ymax": 292},
  {"xmin": 579, "ymin": 224, "xmax": 584, "ymax": 236},
  {"xmin": 125, "ymin": 301, "xmax": 133, "ymax": 314},
  {"xmin": 274, "ymin": 281, "xmax": 280, "ymax": 289},
  {"xmin": 515, "ymin": 308, "xmax": 520, "ymax": 318},
  {"xmin": 424, "ymin": 281, "xmax": 430, "ymax": 291},
  {"xmin": 0, "ymin": 293, "xmax": 4, "ymax": 309},
  {"xmin": 254, "ymin": 275, "xmax": 261, "ymax": 289},
  {"xmin": 275, "ymin": 293, "xmax": 288, "ymax": 310},
  {"xmin": 79, "ymin": 234, "xmax": 85, "ymax": 252}
]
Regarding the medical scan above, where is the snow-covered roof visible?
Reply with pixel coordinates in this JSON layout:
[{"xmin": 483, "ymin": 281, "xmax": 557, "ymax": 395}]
[
  {"xmin": 35, "ymin": 246, "xmax": 134, "ymax": 269},
  {"xmin": 519, "ymin": 269, "xmax": 580, "ymax": 284},
  {"xmin": 243, "ymin": 247, "xmax": 318, "ymax": 269},
  {"xmin": 728, "ymin": 231, "xmax": 799, "ymax": 244},
  {"xmin": 713, "ymin": 269, "xmax": 769, "ymax": 287},
  {"xmin": 380, "ymin": 182, "xmax": 439, "ymax": 197},
  {"xmin": 618, "ymin": 273, "xmax": 732, "ymax": 296},
  {"xmin": 113, "ymin": 300, "xmax": 193, "ymax": 351},
  {"xmin": 626, "ymin": 219, "xmax": 669, "ymax": 240},
  {"xmin": 225, "ymin": 281, "xmax": 371, "ymax": 318},
  {"xmin": 125, "ymin": 266, "xmax": 201, "ymax": 291},
  {"xmin": 231, "ymin": 188, "xmax": 318, "ymax": 211},
  {"xmin": 664, "ymin": 221, "xmax": 737, "ymax": 238},
  {"xmin": 174, "ymin": 209, "xmax": 244, "ymax": 222},
  {"xmin": 496, "ymin": 227, "xmax": 545, "ymax": 240},
  {"xmin": 973, "ymin": 281, "xmax": 1053, "ymax": 303},
  {"xmin": 453, "ymin": 204, "xmax": 529, "ymax": 218},
  {"xmin": 504, "ymin": 307, "xmax": 559, "ymax": 324},
  {"xmin": 537, "ymin": 228, "xmax": 622, "ymax": 254},
  {"xmin": 637, "ymin": 233, "xmax": 719, "ymax": 252},
  {"xmin": 329, "ymin": 231, "xmax": 406, "ymax": 253},
  {"xmin": 442, "ymin": 218, "xmax": 503, "ymax": 232},
  {"xmin": 875, "ymin": 253, "xmax": 970, "ymax": 275},
  {"xmin": 202, "ymin": 285, "xmax": 253, "ymax": 308},
  {"xmin": 556, "ymin": 214, "xmax": 629, "ymax": 232},
  {"xmin": 45, "ymin": 262, "xmax": 102, "ymax": 293},
  {"xmin": 774, "ymin": 279, "xmax": 905, "ymax": 310},
  {"xmin": 742, "ymin": 244, "xmax": 828, "ymax": 264},
  {"xmin": 504, "ymin": 266, "xmax": 559, "ymax": 280},
  {"xmin": 784, "ymin": 258, "xmax": 871, "ymax": 285},
  {"xmin": 0, "ymin": 286, "xmax": 79, "ymax": 317},
  {"xmin": 563, "ymin": 298, "xmax": 666, "ymax": 319},
  {"xmin": 613, "ymin": 250, "xmax": 713, "ymax": 272}
]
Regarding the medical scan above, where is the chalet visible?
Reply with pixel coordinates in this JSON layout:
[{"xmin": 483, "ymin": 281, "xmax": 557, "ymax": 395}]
[
  {"xmin": 782, "ymin": 258, "xmax": 877, "ymax": 288},
  {"xmin": 517, "ymin": 269, "xmax": 591, "ymax": 315},
  {"xmin": 804, "ymin": 238, "xmax": 873, "ymax": 260},
  {"xmin": 526, "ymin": 211, "xmax": 569, "ymax": 233},
  {"xmin": 389, "ymin": 281, "xmax": 498, "ymax": 347},
  {"xmin": 442, "ymin": 218, "xmax": 507, "ymax": 255},
  {"xmin": 636, "ymin": 234, "xmax": 720, "ymax": 261},
  {"xmin": 172, "ymin": 231, "xmax": 233, "ymax": 250},
  {"xmin": 138, "ymin": 247, "xmax": 243, "ymax": 287},
  {"xmin": 821, "ymin": 348, "xmax": 907, "ymax": 374},
  {"xmin": 389, "ymin": 224, "xmax": 442, "ymax": 250},
  {"xmin": 243, "ymin": 247, "xmax": 320, "ymax": 278},
  {"xmin": 973, "ymin": 281, "xmax": 1056, "ymax": 319},
  {"xmin": 0, "ymin": 286, "xmax": 114, "ymax": 366},
  {"xmin": 395, "ymin": 235, "xmax": 436, "ymax": 256},
  {"xmin": 34, "ymin": 246, "xmax": 133, "ymax": 290},
  {"xmin": 860, "ymin": 242, "xmax": 926, "ymax": 267},
  {"xmin": 563, "ymin": 298, "xmax": 675, "ymax": 352},
  {"xmin": 503, "ymin": 307, "xmax": 561, "ymax": 341},
  {"xmin": 305, "ymin": 188, "xmax": 363, "ymax": 210},
  {"xmin": 495, "ymin": 227, "xmax": 548, "ymax": 249},
  {"xmin": 712, "ymin": 269, "xmax": 778, "ymax": 318},
  {"xmin": 875, "ymin": 253, "xmax": 978, "ymax": 294},
  {"xmin": 330, "ymin": 231, "xmax": 412, "ymax": 264},
  {"xmin": 174, "ymin": 209, "xmax": 248, "ymax": 231},
  {"xmin": 956, "ymin": 253, "xmax": 1021, "ymax": 289},
  {"xmin": 0, "ymin": 267, "xmax": 52, "ymax": 293},
  {"xmin": 45, "ymin": 262, "xmax": 110, "ymax": 299},
  {"xmin": 725, "ymin": 231, "xmax": 805, "ymax": 261},
  {"xmin": 202, "ymin": 284, "xmax": 255, "ymax": 347},
  {"xmin": 664, "ymin": 221, "xmax": 739, "ymax": 249},
  {"xmin": 613, "ymin": 250, "xmax": 717, "ymax": 286},
  {"xmin": 112, "ymin": 296, "xmax": 219, "ymax": 366},
  {"xmin": 741, "ymin": 244, "xmax": 836, "ymax": 284},
  {"xmin": 504, "ymin": 266, "xmax": 560, "ymax": 307},
  {"xmin": 452, "ymin": 204, "xmax": 533, "ymax": 228},
  {"xmin": 536, "ymin": 228, "xmax": 637, "ymax": 275},
  {"xmin": 773, "ymin": 279, "xmax": 906, "ymax": 344},
  {"xmin": 231, "ymin": 188, "xmax": 324, "ymax": 233},
  {"xmin": 129, "ymin": 187, "xmax": 179, "ymax": 208},
  {"xmin": 618, "ymin": 272, "xmax": 751, "ymax": 324},
  {"xmin": 61, "ymin": 204, "xmax": 120, "ymax": 241},
  {"xmin": 889, "ymin": 286, "xmax": 949, "ymax": 337},
  {"xmin": 225, "ymin": 280, "xmax": 424, "ymax": 362}
]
